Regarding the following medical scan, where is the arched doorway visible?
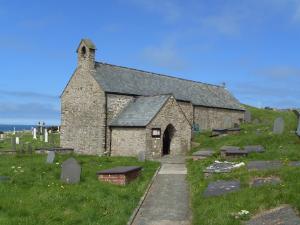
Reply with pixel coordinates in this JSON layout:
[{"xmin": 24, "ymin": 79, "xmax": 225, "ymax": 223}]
[{"xmin": 162, "ymin": 124, "xmax": 176, "ymax": 156}]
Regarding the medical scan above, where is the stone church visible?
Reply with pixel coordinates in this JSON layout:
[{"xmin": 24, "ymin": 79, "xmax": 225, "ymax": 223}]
[{"xmin": 61, "ymin": 39, "xmax": 245, "ymax": 159}]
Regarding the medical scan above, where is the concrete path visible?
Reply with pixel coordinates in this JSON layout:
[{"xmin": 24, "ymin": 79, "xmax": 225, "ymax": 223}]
[{"xmin": 132, "ymin": 156, "xmax": 191, "ymax": 225}]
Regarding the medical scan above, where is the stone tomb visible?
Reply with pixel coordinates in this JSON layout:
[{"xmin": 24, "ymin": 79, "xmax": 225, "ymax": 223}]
[
  {"xmin": 203, "ymin": 180, "xmax": 240, "ymax": 197},
  {"xmin": 246, "ymin": 205, "xmax": 300, "ymax": 225},
  {"xmin": 46, "ymin": 151, "xmax": 55, "ymax": 164},
  {"xmin": 247, "ymin": 161, "xmax": 282, "ymax": 171},
  {"xmin": 97, "ymin": 166, "xmax": 142, "ymax": 185},
  {"xmin": 250, "ymin": 177, "xmax": 281, "ymax": 187},
  {"xmin": 60, "ymin": 158, "xmax": 81, "ymax": 184},
  {"xmin": 273, "ymin": 117, "xmax": 285, "ymax": 134}
]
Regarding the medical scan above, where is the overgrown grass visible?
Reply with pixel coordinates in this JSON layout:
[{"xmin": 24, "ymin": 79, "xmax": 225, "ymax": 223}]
[
  {"xmin": 187, "ymin": 106, "xmax": 300, "ymax": 225},
  {"xmin": 0, "ymin": 154, "xmax": 159, "ymax": 225}
]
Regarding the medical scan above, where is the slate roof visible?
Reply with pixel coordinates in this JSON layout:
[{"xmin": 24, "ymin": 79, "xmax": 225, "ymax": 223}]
[
  {"xmin": 110, "ymin": 95, "xmax": 170, "ymax": 127},
  {"xmin": 93, "ymin": 62, "xmax": 244, "ymax": 111}
]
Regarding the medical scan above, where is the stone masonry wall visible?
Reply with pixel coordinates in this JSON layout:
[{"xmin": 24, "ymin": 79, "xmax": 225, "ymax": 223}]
[
  {"xmin": 194, "ymin": 106, "xmax": 245, "ymax": 130},
  {"xmin": 178, "ymin": 101, "xmax": 193, "ymax": 125},
  {"xmin": 106, "ymin": 94, "xmax": 134, "ymax": 153},
  {"xmin": 61, "ymin": 42, "xmax": 106, "ymax": 155},
  {"xmin": 110, "ymin": 128, "xmax": 146, "ymax": 156},
  {"xmin": 146, "ymin": 96, "xmax": 192, "ymax": 159}
]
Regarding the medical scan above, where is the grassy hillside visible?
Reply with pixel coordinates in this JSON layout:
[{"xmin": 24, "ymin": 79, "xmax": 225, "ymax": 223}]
[{"xmin": 188, "ymin": 106, "xmax": 300, "ymax": 225}]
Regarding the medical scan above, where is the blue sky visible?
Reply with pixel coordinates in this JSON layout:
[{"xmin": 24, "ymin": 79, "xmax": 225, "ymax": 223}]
[{"xmin": 1, "ymin": 0, "xmax": 300, "ymax": 125}]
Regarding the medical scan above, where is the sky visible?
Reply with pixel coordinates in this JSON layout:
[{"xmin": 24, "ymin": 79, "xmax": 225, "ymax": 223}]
[{"xmin": 1, "ymin": 0, "xmax": 300, "ymax": 125}]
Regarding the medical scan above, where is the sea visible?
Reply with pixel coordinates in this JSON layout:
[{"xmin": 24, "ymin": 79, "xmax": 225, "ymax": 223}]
[{"xmin": 0, "ymin": 124, "xmax": 35, "ymax": 132}]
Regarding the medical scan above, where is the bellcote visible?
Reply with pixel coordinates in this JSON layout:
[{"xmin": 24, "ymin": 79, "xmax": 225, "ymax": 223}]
[{"xmin": 76, "ymin": 39, "xmax": 96, "ymax": 68}]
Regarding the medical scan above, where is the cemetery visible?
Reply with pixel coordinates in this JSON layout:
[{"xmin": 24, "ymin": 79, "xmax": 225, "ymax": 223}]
[{"xmin": 187, "ymin": 105, "xmax": 300, "ymax": 225}]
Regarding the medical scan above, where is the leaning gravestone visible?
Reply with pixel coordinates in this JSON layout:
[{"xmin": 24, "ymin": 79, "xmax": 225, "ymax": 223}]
[
  {"xmin": 137, "ymin": 151, "xmax": 145, "ymax": 162},
  {"xmin": 60, "ymin": 158, "xmax": 81, "ymax": 184},
  {"xmin": 244, "ymin": 111, "xmax": 251, "ymax": 123},
  {"xmin": 46, "ymin": 151, "xmax": 55, "ymax": 164},
  {"xmin": 273, "ymin": 117, "xmax": 284, "ymax": 134}
]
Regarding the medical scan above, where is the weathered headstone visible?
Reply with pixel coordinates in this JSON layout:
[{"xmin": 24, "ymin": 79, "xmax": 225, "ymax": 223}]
[
  {"xmin": 244, "ymin": 145, "xmax": 265, "ymax": 153},
  {"xmin": 137, "ymin": 151, "xmax": 145, "ymax": 162},
  {"xmin": 46, "ymin": 151, "xmax": 55, "ymax": 164},
  {"xmin": 60, "ymin": 158, "xmax": 81, "ymax": 184},
  {"xmin": 0, "ymin": 131, "xmax": 4, "ymax": 140},
  {"xmin": 223, "ymin": 116, "xmax": 232, "ymax": 128},
  {"xmin": 13, "ymin": 127, "xmax": 15, "ymax": 135},
  {"xmin": 273, "ymin": 117, "xmax": 284, "ymax": 134},
  {"xmin": 244, "ymin": 111, "xmax": 251, "ymax": 123},
  {"xmin": 11, "ymin": 137, "xmax": 16, "ymax": 151},
  {"xmin": 203, "ymin": 180, "xmax": 240, "ymax": 197},
  {"xmin": 44, "ymin": 129, "xmax": 48, "ymax": 143}
]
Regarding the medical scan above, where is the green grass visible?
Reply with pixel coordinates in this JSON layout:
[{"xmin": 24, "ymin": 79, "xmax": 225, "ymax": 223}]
[
  {"xmin": 0, "ymin": 154, "xmax": 159, "ymax": 225},
  {"xmin": 187, "ymin": 106, "xmax": 300, "ymax": 225},
  {"xmin": 0, "ymin": 132, "xmax": 60, "ymax": 152}
]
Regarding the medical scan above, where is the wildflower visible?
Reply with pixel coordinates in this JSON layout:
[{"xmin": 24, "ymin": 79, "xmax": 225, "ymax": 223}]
[
  {"xmin": 17, "ymin": 166, "xmax": 21, "ymax": 169},
  {"xmin": 55, "ymin": 162, "xmax": 60, "ymax": 165},
  {"xmin": 61, "ymin": 185, "xmax": 64, "ymax": 189},
  {"xmin": 48, "ymin": 184, "xmax": 50, "ymax": 187},
  {"xmin": 11, "ymin": 166, "xmax": 15, "ymax": 169},
  {"xmin": 20, "ymin": 170, "xmax": 24, "ymax": 173}
]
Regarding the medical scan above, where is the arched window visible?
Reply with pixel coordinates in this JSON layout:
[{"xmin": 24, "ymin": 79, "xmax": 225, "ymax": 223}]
[{"xmin": 81, "ymin": 46, "xmax": 86, "ymax": 57}]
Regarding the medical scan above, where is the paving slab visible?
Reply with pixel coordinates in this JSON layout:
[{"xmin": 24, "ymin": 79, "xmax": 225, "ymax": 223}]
[
  {"xmin": 247, "ymin": 161, "xmax": 282, "ymax": 171},
  {"xmin": 246, "ymin": 205, "xmax": 300, "ymax": 225},
  {"xmin": 203, "ymin": 180, "xmax": 240, "ymax": 197}
]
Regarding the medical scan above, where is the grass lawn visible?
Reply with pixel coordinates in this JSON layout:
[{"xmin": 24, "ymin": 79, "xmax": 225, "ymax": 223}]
[
  {"xmin": 187, "ymin": 106, "xmax": 300, "ymax": 225},
  {"xmin": 0, "ymin": 132, "xmax": 60, "ymax": 152},
  {"xmin": 0, "ymin": 154, "xmax": 159, "ymax": 225}
]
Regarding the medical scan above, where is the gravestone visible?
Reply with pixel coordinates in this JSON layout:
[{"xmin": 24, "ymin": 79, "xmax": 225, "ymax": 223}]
[
  {"xmin": 289, "ymin": 161, "xmax": 300, "ymax": 167},
  {"xmin": 247, "ymin": 161, "xmax": 282, "ymax": 171},
  {"xmin": 273, "ymin": 117, "xmax": 284, "ymax": 134},
  {"xmin": 203, "ymin": 180, "xmax": 240, "ymax": 197},
  {"xmin": 11, "ymin": 137, "xmax": 16, "ymax": 151},
  {"xmin": 44, "ymin": 129, "xmax": 48, "ymax": 143},
  {"xmin": 60, "ymin": 158, "xmax": 81, "ymax": 184},
  {"xmin": 33, "ymin": 128, "xmax": 37, "ymax": 139},
  {"xmin": 244, "ymin": 111, "xmax": 251, "ymax": 123},
  {"xmin": 15, "ymin": 137, "xmax": 19, "ymax": 145},
  {"xmin": 0, "ymin": 131, "xmax": 4, "ymax": 140},
  {"xmin": 0, "ymin": 176, "xmax": 10, "ymax": 183},
  {"xmin": 46, "ymin": 151, "xmax": 55, "ymax": 164},
  {"xmin": 251, "ymin": 177, "xmax": 281, "ymax": 187},
  {"xmin": 223, "ymin": 116, "xmax": 232, "ymax": 128},
  {"xmin": 137, "ymin": 151, "xmax": 145, "ymax": 162},
  {"xmin": 244, "ymin": 145, "xmax": 265, "ymax": 153},
  {"xmin": 297, "ymin": 119, "xmax": 300, "ymax": 136},
  {"xmin": 246, "ymin": 205, "xmax": 300, "ymax": 225}
]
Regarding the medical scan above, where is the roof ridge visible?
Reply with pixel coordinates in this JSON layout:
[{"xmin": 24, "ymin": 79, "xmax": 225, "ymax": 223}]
[{"xmin": 95, "ymin": 61, "xmax": 223, "ymax": 88}]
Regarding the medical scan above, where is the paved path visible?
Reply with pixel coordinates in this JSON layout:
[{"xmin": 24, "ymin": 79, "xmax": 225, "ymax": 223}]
[{"xmin": 132, "ymin": 156, "xmax": 191, "ymax": 225}]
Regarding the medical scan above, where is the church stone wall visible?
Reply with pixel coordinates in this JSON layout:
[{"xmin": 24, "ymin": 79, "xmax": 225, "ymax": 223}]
[
  {"xmin": 193, "ymin": 106, "xmax": 245, "ymax": 130},
  {"xmin": 61, "ymin": 41, "xmax": 106, "ymax": 155},
  {"xmin": 110, "ymin": 128, "xmax": 146, "ymax": 156},
  {"xmin": 178, "ymin": 101, "xmax": 193, "ymax": 125},
  {"xmin": 106, "ymin": 94, "xmax": 134, "ymax": 154},
  {"xmin": 146, "ymin": 97, "xmax": 192, "ymax": 159}
]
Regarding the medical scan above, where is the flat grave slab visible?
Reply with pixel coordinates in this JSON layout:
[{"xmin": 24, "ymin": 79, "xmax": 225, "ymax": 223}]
[
  {"xmin": 250, "ymin": 176, "xmax": 281, "ymax": 187},
  {"xmin": 289, "ymin": 161, "xmax": 300, "ymax": 167},
  {"xmin": 244, "ymin": 145, "xmax": 265, "ymax": 153},
  {"xmin": 226, "ymin": 128, "xmax": 241, "ymax": 134},
  {"xmin": 203, "ymin": 180, "xmax": 240, "ymax": 197},
  {"xmin": 220, "ymin": 146, "xmax": 248, "ymax": 158},
  {"xmin": 247, "ymin": 161, "xmax": 282, "ymax": 171},
  {"xmin": 192, "ymin": 149, "xmax": 214, "ymax": 160},
  {"xmin": 97, "ymin": 166, "xmax": 142, "ymax": 185},
  {"xmin": 246, "ymin": 205, "xmax": 300, "ymax": 225},
  {"xmin": 204, "ymin": 161, "xmax": 245, "ymax": 175}
]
